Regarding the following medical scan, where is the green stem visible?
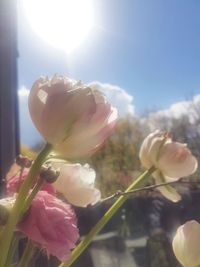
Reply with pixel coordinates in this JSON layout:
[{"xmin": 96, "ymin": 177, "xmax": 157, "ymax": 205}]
[
  {"xmin": 5, "ymin": 234, "xmax": 20, "ymax": 267},
  {"xmin": 16, "ymin": 239, "xmax": 35, "ymax": 267},
  {"xmin": 59, "ymin": 166, "xmax": 156, "ymax": 267},
  {"xmin": 17, "ymin": 167, "xmax": 25, "ymax": 192},
  {"xmin": 0, "ymin": 143, "xmax": 52, "ymax": 267}
]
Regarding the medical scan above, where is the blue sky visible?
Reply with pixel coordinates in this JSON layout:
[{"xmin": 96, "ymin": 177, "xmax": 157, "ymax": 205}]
[{"xmin": 18, "ymin": 0, "xmax": 200, "ymax": 144}]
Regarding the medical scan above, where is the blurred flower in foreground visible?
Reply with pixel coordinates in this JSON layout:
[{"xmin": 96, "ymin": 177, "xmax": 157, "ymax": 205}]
[
  {"xmin": 6, "ymin": 169, "xmax": 56, "ymax": 196},
  {"xmin": 0, "ymin": 197, "xmax": 15, "ymax": 225},
  {"xmin": 172, "ymin": 220, "xmax": 200, "ymax": 267},
  {"xmin": 28, "ymin": 75, "xmax": 118, "ymax": 159},
  {"xmin": 139, "ymin": 130, "xmax": 198, "ymax": 202},
  {"xmin": 18, "ymin": 191, "xmax": 79, "ymax": 262},
  {"xmin": 51, "ymin": 161, "xmax": 101, "ymax": 207}
]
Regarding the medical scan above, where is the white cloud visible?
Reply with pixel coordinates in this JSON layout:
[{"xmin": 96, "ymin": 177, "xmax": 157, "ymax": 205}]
[
  {"xmin": 143, "ymin": 95, "xmax": 200, "ymax": 130},
  {"xmin": 89, "ymin": 81, "xmax": 135, "ymax": 117}
]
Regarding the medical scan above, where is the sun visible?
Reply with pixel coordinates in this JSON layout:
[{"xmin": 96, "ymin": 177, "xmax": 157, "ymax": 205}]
[{"xmin": 22, "ymin": 0, "xmax": 95, "ymax": 53}]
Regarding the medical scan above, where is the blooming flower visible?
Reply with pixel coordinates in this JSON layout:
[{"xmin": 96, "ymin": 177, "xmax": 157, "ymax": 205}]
[
  {"xmin": 6, "ymin": 170, "xmax": 56, "ymax": 196},
  {"xmin": 139, "ymin": 130, "xmax": 198, "ymax": 202},
  {"xmin": 51, "ymin": 161, "xmax": 101, "ymax": 207},
  {"xmin": 172, "ymin": 220, "xmax": 200, "ymax": 267},
  {"xmin": 18, "ymin": 191, "xmax": 79, "ymax": 262},
  {"xmin": 28, "ymin": 75, "xmax": 118, "ymax": 159}
]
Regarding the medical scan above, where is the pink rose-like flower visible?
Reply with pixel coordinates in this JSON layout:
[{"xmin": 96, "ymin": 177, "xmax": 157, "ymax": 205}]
[
  {"xmin": 28, "ymin": 75, "xmax": 118, "ymax": 159},
  {"xmin": 18, "ymin": 191, "xmax": 79, "ymax": 262},
  {"xmin": 139, "ymin": 130, "xmax": 198, "ymax": 202},
  {"xmin": 172, "ymin": 220, "xmax": 200, "ymax": 267},
  {"xmin": 51, "ymin": 161, "xmax": 101, "ymax": 207},
  {"xmin": 6, "ymin": 170, "xmax": 56, "ymax": 196}
]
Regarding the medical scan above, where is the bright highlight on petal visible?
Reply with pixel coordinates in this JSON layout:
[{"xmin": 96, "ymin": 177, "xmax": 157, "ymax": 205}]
[
  {"xmin": 22, "ymin": 0, "xmax": 95, "ymax": 52},
  {"xmin": 51, "ymin": 161, "xmax": 101, "ymax": 207}
]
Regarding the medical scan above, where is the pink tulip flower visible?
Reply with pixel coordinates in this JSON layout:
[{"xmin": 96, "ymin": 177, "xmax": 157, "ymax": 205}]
[{"xmin": 28, "ymin": 75, "xmax": 118, "ymax": 159}]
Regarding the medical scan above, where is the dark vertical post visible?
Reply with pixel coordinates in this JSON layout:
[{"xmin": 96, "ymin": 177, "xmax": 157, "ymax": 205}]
[{"xmin": 0, "ymin": 0, "xmax": 19, "ymax": 194}]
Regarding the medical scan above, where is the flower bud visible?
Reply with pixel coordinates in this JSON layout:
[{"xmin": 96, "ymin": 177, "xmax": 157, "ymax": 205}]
[
  {"xmin": 40, "ymin": 165, "xmax": 60, "ymax": 183},
  {"xmin": 16, "ymin": 155, "xmax": 32, "ymax": 168},
  {"xmin": 172, "ymin": 220, "xmax": 200, "ymax": 267},
  {"xmin": 28, "ymin": 75, "xmax": 118, "ymax": 159},
  {"xmin": 139, "ymin": 130, "xmax": 198, "ymax": 202}
]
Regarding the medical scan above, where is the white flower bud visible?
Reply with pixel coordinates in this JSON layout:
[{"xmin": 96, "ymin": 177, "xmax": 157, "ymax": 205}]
[
  {"xmin": 172, "ymin": 220, "xmax": 200, "ymax": 267},
  {"xmin": 139, "ymin": 130, "xmax": 198, "ymax": 202}
]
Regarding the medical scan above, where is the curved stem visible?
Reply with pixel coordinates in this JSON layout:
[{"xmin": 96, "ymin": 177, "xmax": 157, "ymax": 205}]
[
  {"xmin": 59, "ymin": 166, "xmax": 156, "ymax": 267},
  {"xmin": 16, "ymin": 239, "xmax": 35, "ymax": 267},
  {"xmin": 0, "ymin": 143, "xmax": 52, "ymax": 267}
]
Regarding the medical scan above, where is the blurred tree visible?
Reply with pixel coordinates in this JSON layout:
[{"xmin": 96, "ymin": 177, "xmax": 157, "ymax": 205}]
[
  {"xmin": 20, "ymin": 144, "xmax": 37, "ymax": 160},
  {"xmin": 90, "ymin": 116, "xmax": 144, "ymax": 197}
]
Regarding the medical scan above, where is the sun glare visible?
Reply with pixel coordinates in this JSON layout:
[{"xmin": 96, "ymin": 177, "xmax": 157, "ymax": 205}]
[{"xmin": 22, "ymin": 0, "xmax": 95, "ymax": 52}]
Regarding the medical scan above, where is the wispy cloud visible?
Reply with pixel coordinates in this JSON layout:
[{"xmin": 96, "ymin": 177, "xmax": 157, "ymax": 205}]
[
  {"xmin": 143, "ymin": 95, "xmax": 200, "ymax": 130},
  {"xmin": 89, "ymin": 81, "xmax": 135, "ymax": 116}
]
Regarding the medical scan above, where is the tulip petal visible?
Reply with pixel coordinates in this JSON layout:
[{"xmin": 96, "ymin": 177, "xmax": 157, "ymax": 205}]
[
  {"xmin": 153, "ymin": 172, "xmax": 181, "ymax": 202},
  {"xmin": 52, "ymin": 162, "xmax": 101, "ymax": 207},
  {"xmin": 28, "ymin": 77, "xmax": 48, "ymax": 134},
  {"xmin": 55, "ymin": 110, "xmax": 117, "ymax": 159},
  {"xmin": 63, "ymin": 187, "xmax": 101, "ymax": 207},
  {"xmin": 158, "ymin": 142, "xmax": 198, "ymax": 178},
  {"xmin": 139, "ymin": 130, "xmax": 171, "ymax": 169},
  {"xmin": 172, "ymin": 221, "xmax": 200, "ymax": 267},
  {"xmin": 42, "ymin": 87, "xmax": 96, "ymax": 144}
]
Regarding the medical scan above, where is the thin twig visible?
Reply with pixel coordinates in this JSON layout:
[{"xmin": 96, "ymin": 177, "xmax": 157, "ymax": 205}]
[{"xmin": 100, "ymin": 179, "xmax": 200, "ymax": 203}]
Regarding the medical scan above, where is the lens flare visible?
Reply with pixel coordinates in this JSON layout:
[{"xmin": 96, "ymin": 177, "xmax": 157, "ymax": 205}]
[{"xmin": 22, "ymin": 0, "xmax": 95, "ymax": 52}]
